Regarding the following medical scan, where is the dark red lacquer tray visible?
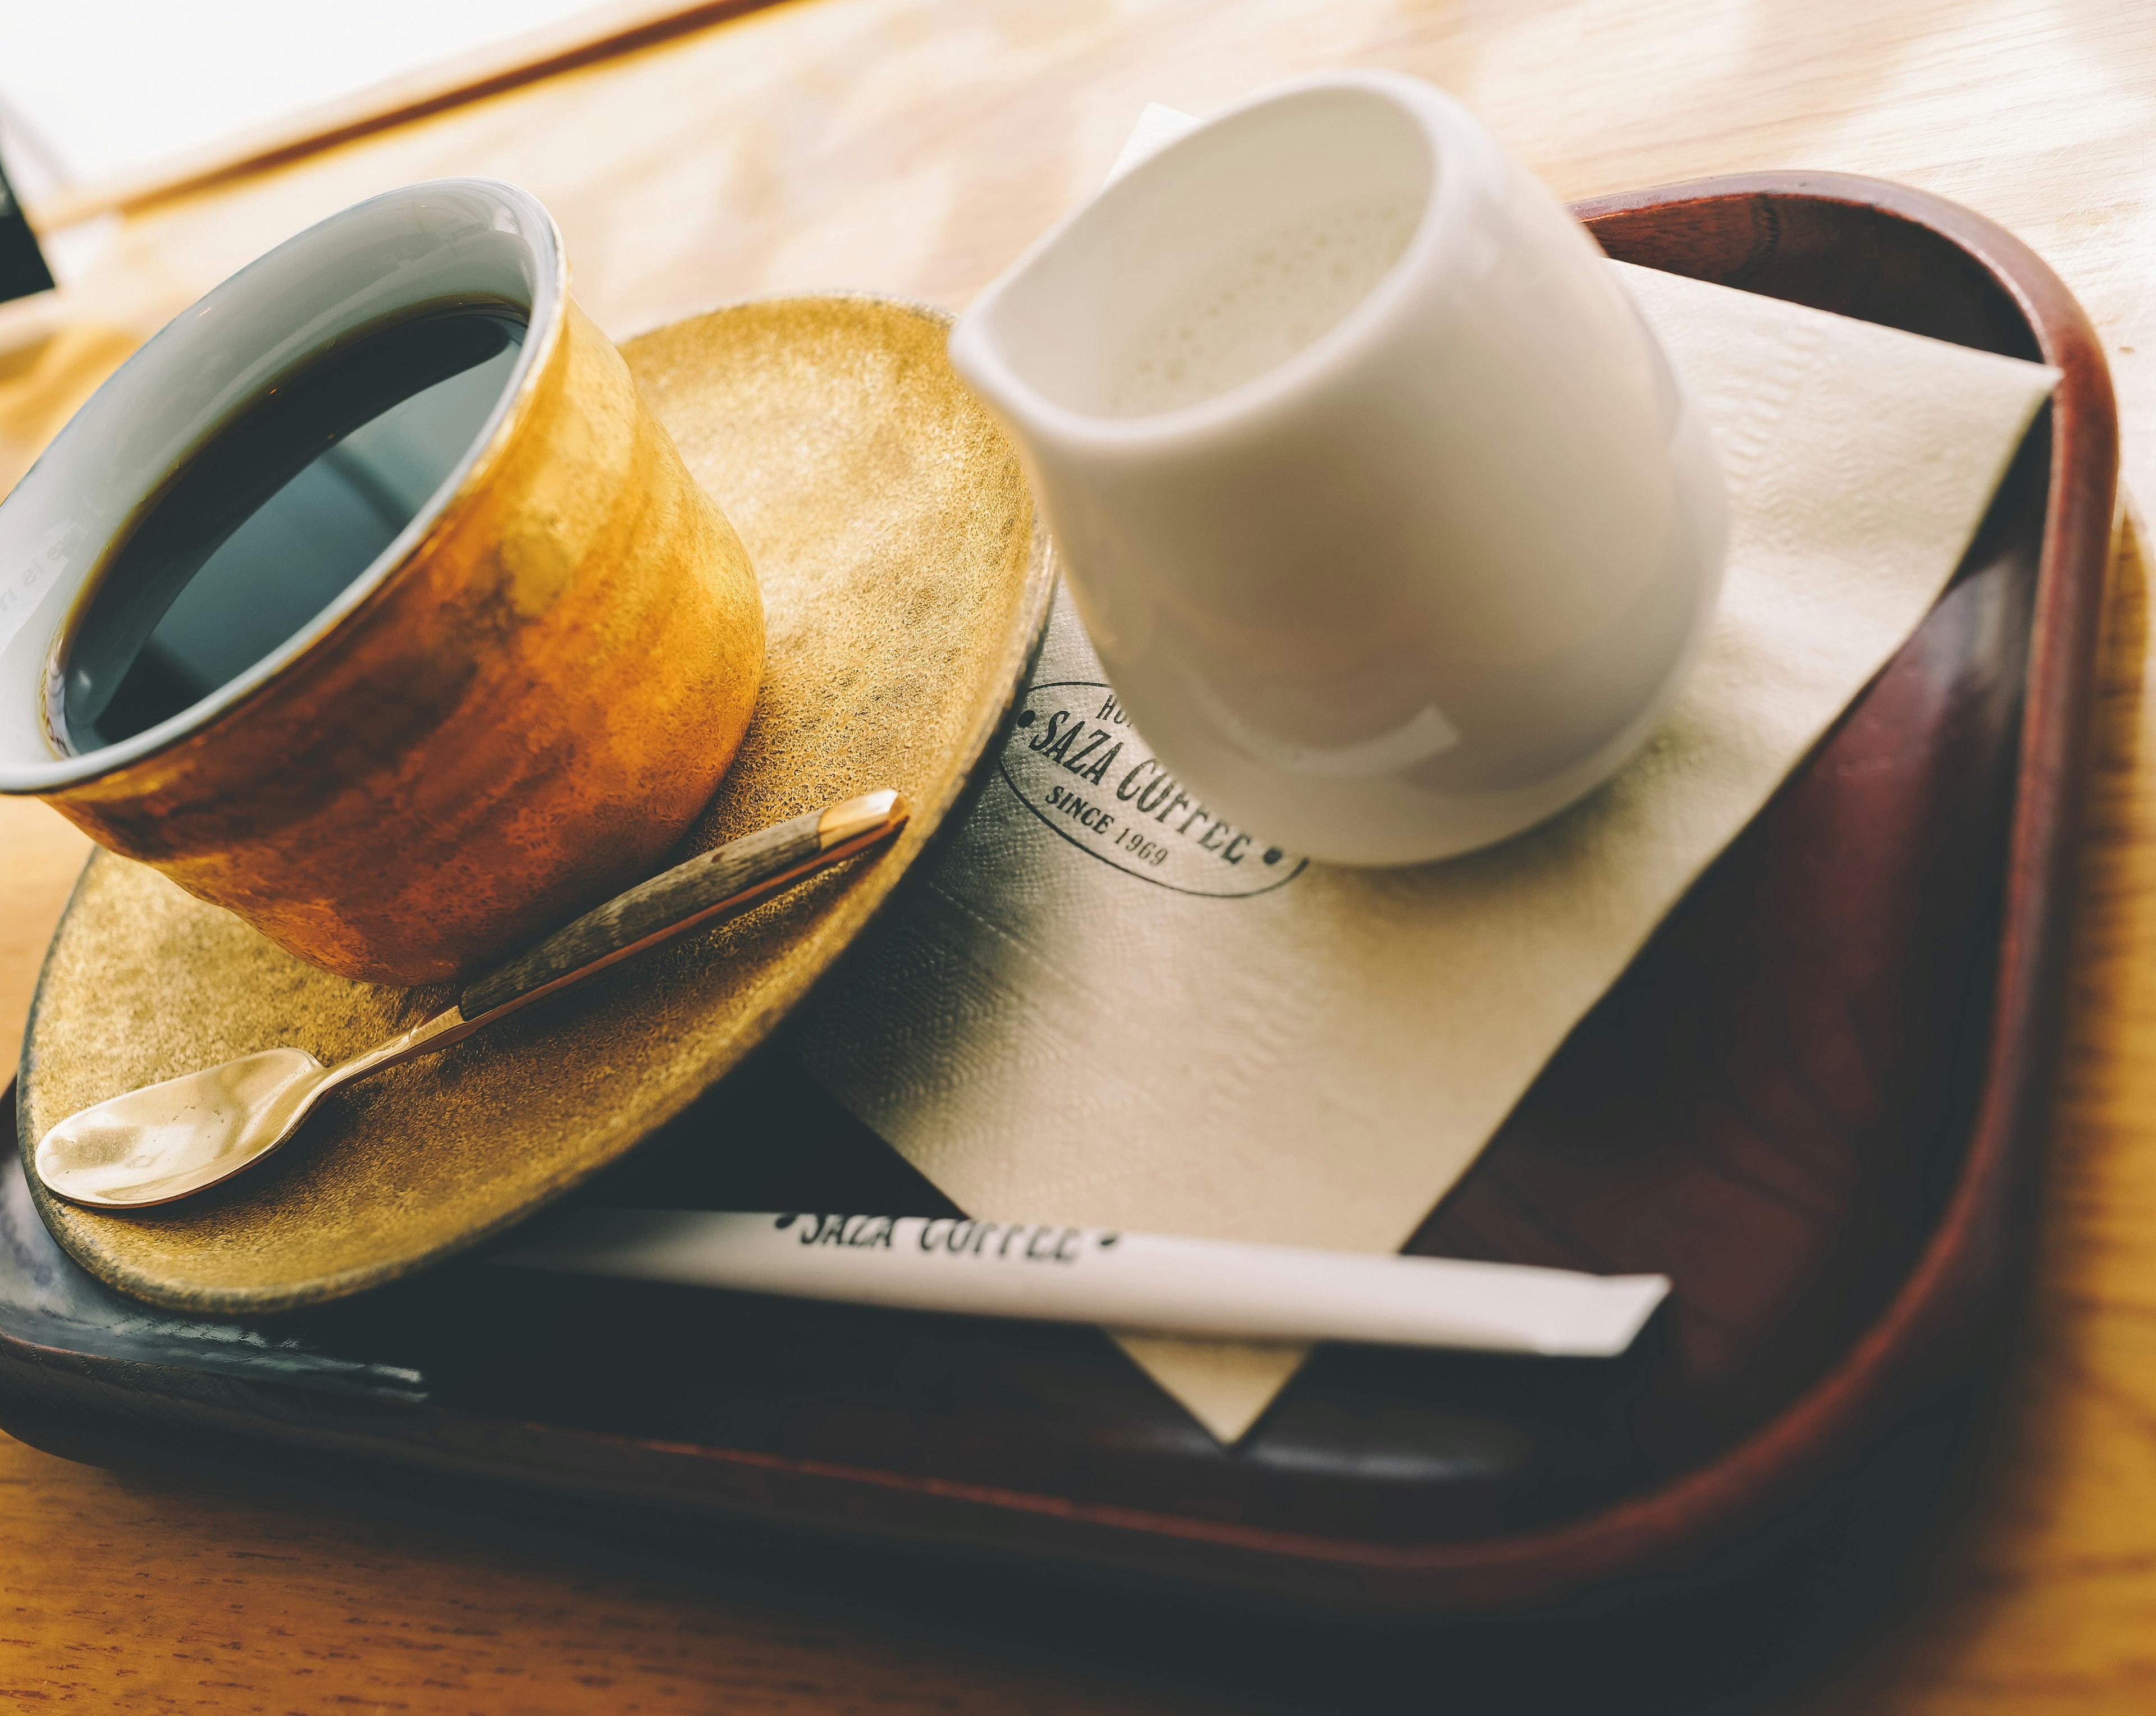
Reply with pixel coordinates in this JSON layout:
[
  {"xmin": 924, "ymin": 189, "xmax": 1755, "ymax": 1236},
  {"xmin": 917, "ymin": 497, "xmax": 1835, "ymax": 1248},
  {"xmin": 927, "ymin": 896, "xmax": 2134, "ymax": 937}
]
[{"xmin": 0, "ymin": 173, "xmax": 2117, "ymax": 1617}]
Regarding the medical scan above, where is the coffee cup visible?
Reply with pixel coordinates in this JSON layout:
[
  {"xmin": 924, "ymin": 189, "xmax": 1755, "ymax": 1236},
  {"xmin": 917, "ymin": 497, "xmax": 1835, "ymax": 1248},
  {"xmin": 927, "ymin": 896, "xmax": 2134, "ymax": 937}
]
[
  {"xmin": 0, "ymin": 179, "xmax": 765, "ymax": 986},
  {"xmin": 948, "ymin": 72, "xmax": 1725, "ymax": 864}
]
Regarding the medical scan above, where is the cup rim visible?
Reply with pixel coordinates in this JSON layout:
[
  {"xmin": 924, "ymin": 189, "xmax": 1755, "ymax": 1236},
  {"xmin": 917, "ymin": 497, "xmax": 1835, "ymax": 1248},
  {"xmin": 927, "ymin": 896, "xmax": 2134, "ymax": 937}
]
[
  {"xmin": 947, "ymin": 70, "xmax": 1492, "ymax": 454},
  {"xmin": 0, "ymin": 177, "xmax": 567, "ymax": 796}
]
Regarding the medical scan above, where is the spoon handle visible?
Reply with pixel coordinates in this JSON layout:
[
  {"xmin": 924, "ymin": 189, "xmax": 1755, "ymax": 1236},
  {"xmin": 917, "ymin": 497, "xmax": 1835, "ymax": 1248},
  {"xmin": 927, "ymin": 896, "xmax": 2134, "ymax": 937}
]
[{"xmin": 456, "ymin": 789, "xmax": 908, "ymax": 1024}]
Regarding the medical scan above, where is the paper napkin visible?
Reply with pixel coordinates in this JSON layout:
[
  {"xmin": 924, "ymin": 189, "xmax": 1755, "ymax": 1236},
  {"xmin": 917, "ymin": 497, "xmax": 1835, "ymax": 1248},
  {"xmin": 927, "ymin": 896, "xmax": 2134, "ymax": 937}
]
[{"xmin": 798, "ymin": 109, "xmax": 2061, "ymax": 1442}]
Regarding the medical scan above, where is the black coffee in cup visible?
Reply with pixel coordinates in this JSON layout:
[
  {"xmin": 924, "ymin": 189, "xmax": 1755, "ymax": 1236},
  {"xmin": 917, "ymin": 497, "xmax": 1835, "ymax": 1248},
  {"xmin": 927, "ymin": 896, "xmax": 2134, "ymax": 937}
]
[{"xmin": 49, "ymin": 298, "xmax": 527, "ymax": 754}]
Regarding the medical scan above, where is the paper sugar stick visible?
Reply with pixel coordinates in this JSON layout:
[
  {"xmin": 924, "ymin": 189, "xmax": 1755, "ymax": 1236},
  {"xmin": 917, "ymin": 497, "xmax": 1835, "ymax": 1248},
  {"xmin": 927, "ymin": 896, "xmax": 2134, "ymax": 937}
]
[{"xmin": 495, "ymin": 1210, "xmax": 1671, "ymax": 1357}]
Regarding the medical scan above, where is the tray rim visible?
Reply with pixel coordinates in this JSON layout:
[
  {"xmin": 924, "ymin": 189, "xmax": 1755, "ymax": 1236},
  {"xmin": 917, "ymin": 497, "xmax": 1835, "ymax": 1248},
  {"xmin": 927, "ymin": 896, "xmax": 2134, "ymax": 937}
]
[{"xmin": 0, "ymin": 172, "xmax": 2121, "ymax": 1613}]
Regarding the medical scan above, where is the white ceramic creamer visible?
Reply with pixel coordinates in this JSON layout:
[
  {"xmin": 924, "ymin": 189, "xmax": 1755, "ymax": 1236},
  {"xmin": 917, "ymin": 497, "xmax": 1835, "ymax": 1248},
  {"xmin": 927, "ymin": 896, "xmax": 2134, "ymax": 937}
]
[{"xmin": 948, "ymin": 72, "xmax": 1727, "ymax": 864}]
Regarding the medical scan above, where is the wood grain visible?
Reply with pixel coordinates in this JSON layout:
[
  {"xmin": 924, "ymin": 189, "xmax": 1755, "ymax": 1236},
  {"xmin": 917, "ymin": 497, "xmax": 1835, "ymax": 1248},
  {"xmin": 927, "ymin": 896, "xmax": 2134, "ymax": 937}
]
[
  {"xmin": 2, "ymin": 0, "xmax": 2155, "ymax": 1708},
  {"xmin": 0, "ymin": 1426, "xmax": 1209, "ymax": 1714},
  {"xmin": 22, "ymin": 1, "xmax": 792, "ymax": 231}
]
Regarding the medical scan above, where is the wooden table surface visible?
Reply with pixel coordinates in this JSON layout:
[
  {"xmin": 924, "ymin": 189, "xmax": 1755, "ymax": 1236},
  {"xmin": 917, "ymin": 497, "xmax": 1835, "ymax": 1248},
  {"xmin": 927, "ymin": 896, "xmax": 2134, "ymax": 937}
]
[{"xmin": 4, "ymin": 1, "xmax": 2156, "ymax": 1708}]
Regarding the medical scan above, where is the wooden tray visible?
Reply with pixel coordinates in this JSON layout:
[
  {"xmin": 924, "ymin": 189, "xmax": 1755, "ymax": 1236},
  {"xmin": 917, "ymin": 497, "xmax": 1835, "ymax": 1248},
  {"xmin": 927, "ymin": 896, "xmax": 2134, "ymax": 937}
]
[{"xmin": 0, "ymin": 173, "xmax": 2116, "ymax": 1617}]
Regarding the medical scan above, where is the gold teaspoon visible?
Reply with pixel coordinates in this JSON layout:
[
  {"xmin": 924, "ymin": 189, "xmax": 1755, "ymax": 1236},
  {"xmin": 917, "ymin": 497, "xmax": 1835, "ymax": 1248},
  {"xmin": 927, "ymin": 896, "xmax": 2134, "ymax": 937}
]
[{"xmin": 34, "ymin": 790, "xmax": 909, "ymax": 1211}]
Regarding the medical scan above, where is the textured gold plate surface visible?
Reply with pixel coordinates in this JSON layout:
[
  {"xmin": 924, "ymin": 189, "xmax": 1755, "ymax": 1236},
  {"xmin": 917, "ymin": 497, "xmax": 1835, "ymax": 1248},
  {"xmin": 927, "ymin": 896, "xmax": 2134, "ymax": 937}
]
[{"xmin": 17, "ymin": 294, "xmax": 1052, "ymax": 1314}]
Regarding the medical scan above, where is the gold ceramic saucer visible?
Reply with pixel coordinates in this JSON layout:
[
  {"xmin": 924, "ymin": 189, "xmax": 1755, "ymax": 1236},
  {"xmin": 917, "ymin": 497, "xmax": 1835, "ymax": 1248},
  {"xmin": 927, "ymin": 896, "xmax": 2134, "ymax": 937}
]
[{"xmin": 17, "ymin": 294, "xmax": 1053, "ymax": 1314}]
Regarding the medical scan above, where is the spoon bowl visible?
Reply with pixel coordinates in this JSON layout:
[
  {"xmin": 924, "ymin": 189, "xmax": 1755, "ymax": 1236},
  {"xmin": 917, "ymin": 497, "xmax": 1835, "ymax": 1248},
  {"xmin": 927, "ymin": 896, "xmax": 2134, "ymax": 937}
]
[{"xmin": 37, "ymin": 1049, "xmax": 333, "ymax": 1208}]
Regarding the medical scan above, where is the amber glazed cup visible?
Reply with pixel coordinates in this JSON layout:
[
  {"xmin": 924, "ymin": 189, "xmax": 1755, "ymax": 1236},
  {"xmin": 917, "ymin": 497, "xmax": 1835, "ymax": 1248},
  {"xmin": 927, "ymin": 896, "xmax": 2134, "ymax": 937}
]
[{"xmin": 0, "ymin": 180, "xmax": 765, "ymax": 985}]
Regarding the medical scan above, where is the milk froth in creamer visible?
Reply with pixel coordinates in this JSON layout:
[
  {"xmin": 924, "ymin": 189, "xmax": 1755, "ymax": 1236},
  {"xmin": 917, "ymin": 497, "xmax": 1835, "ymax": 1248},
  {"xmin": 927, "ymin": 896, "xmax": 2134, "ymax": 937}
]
[{"xmin": 1106, "ymin": 196, "xmax": 1419, "ymax": 417}]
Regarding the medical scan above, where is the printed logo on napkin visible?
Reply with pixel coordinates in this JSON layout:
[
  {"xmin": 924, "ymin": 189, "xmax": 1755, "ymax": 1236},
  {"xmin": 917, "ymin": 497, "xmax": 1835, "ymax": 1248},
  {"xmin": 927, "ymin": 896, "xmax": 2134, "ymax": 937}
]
[{"xmin": 1002, "ymin": 680, "xmax": 1306, "ymax": 896}]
